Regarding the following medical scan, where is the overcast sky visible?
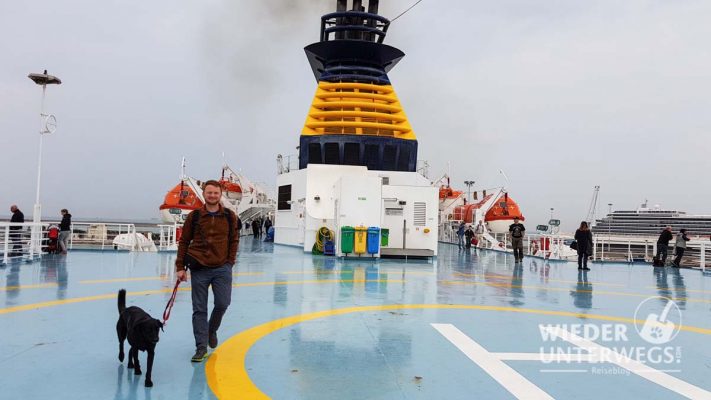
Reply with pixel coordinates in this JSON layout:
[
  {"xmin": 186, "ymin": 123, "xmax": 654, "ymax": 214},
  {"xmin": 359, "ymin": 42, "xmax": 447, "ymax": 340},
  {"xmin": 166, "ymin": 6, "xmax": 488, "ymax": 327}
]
[{"xmin": 2, "ymin": 0, "xmax": 710, "ymax": 230}]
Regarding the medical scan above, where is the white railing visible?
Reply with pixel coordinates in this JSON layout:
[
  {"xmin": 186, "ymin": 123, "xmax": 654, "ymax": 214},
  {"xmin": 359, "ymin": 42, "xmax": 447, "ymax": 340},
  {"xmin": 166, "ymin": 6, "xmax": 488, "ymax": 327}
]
[
  {"xmin": 590, "ymin": 236, "xmax": 711, "ymax": 269},
  {"xmin": 0, "ymin": 222, "xmax": 46, "ymax": 264},
  {"xmin": 67, "ymin": 222, "xmax": 136, "ymax": 250},
  {"xmin": 277, "ymin": 154, "xmax": 300, "ymax": 175},
  {"xmin": 438, "ymin": 222, "xmax": 574, "ymax": 261},
  {"xmin": 157, "ymin": 223, "xmax": 179, "ymax": 251}
]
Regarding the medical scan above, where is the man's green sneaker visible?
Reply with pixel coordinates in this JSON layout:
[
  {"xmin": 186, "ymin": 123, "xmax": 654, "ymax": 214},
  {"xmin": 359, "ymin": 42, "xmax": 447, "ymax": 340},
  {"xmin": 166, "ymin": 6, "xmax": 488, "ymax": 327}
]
[{"xmin": 191, "ymin": 347, "xmax": 208, "ymax": 362}]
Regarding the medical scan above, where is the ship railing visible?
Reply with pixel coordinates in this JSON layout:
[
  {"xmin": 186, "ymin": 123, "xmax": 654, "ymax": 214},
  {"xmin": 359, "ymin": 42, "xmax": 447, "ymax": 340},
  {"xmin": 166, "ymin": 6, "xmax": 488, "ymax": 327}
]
[
  {"xmin": 66, "ymin": 223, "xmax": 136, "ymax": 250},
  {"xmin": 157, "ymin": 223, "xmax": 179, "ymax": 251},
  {"xmin": 591, "ymin": 235, "xmax": 711, "ymax": 269},
  {"xmin": 437, "ymin": 221, "xmax": 572, "ymax": 260},
  {"xmin": 416, "ymin": 160, "xmax": 430, "ymax": 179},
  {"xmin": 277, "ymin": 154, "xmax": 299, "ymax": 175},
  {"xmin": 0, "ymin": 222, "xmax": 46, "ymax": 264}
]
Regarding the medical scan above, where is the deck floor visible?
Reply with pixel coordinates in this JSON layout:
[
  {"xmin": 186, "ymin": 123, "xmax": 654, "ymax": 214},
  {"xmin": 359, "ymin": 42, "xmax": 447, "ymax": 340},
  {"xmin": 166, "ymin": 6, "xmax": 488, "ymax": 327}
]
[{"xmin": 2, "ymin": 237, "xmax": 711, "ymax": 399}]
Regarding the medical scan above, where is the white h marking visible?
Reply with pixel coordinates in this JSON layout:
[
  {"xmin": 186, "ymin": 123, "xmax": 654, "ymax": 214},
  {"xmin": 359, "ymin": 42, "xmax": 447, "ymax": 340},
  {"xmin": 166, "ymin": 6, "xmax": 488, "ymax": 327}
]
[
  {"xmin": 432, "ymin": 323, "xmax": 711, "ymax": 400},
  {"xmin": 431, "ymin": 323, "xmax": 554, "ymax": 400}
]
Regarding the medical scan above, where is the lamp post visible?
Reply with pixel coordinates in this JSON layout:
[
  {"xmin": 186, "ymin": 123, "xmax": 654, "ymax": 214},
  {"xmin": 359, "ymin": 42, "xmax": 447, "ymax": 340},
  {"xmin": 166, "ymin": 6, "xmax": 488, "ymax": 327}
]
[
  {"xmin": 28, "ymin": 70, "xmax": 62, "ymax": 255},
  {"xmin": 550, "ymin": 208, "xmax": 554, "ymax": 221},
  {"xmin": 463, "ymin": 180, "xmax": 475, "ymax": 203}
]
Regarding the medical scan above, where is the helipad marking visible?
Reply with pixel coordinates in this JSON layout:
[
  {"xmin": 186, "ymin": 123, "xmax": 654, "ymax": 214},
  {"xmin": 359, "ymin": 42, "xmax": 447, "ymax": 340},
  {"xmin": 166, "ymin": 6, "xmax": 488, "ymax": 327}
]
[
  {"xmin": 4, "ymin": 278, "xmax": 711, "ymax": 314},
  {"xmin": 205, "ymin": 304, "xmax": 711, "ymax": 399},
  {"xmin": 432, "ymin": 323, "xmax": 554, "ymax": 399}
]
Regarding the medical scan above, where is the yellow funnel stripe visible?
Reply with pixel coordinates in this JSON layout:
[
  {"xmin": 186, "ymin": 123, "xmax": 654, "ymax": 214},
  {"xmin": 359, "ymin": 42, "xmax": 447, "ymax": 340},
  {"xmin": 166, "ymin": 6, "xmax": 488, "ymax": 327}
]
[
  {"xmin": 318, "ymin": 82, "xmax": 394, "ymax": 93},
  {"xmin": 309, "ymin": 110, "xmax": 408, "ymax": 122},
  {"xmin": 305, "ymin": 120, "xmax": 412, "ymax": 133},
  {"xmin": 313, "ymin": 100, "xmax": 402, "ymax": 113},
  {"xmin": 302, "ymin": 81, "xmax": 416, "ymax": 139}
]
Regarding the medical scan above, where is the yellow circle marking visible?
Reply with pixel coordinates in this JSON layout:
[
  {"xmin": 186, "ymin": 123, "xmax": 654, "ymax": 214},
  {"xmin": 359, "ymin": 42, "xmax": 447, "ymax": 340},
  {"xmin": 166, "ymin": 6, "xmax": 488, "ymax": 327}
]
[
  {"xmin": 205, "ymin": 304, "xmax": 711, "ymax": 399},
  {"xmin": 2, "ymin": 277, "xmax": 711, "ymax": 314}
]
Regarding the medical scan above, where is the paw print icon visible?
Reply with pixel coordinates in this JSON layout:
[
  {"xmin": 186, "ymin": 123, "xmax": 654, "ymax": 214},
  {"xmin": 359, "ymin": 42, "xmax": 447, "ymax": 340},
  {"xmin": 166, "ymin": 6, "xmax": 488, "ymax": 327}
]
[{"xmin": 637, "ymin": 299, "xmax": 679, "ymax": 345}]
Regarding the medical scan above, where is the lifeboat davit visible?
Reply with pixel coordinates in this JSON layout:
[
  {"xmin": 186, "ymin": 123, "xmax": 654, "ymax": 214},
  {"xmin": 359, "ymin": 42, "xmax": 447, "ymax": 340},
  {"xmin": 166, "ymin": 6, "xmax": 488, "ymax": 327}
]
[
  {"xmin": 219, "ymin": 179, "xmax": 242, "ymax": 200},
  {"xmin": 485, "ymin": 194, "xmax": 524, "ymax": 233},
  {"xmin": 159, "ymin": 181, "xmax": 203, "ymax": 223}
]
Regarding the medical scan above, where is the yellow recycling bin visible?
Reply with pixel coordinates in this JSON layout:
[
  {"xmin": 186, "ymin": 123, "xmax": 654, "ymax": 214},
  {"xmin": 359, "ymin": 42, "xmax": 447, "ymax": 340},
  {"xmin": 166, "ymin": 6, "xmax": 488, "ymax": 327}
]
[{"xmin": 354, "ymin": 226, "xmax": 367, "ymax": 254}]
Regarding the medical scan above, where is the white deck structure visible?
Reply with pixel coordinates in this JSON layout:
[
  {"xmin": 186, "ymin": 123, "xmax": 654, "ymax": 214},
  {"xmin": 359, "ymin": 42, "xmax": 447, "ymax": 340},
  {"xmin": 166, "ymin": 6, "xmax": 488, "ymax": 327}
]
[{"xmin": 274, "ymin": 164, "xmax": 438, "ymax": 258}]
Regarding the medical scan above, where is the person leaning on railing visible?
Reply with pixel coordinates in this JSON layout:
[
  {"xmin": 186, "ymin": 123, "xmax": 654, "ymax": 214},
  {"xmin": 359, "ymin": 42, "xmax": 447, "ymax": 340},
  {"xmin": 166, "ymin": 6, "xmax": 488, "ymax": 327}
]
[{"xmin": 672, "ymin": 229, "xmax": 690, "ymax": 268}]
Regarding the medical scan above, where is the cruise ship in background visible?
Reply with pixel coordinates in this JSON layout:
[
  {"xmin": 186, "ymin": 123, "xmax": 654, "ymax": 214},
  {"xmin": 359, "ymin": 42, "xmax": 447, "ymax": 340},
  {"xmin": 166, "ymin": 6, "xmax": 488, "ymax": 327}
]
[{"xmin": 592, "ymin": 201, "xmax": 711, "ymax": 237}]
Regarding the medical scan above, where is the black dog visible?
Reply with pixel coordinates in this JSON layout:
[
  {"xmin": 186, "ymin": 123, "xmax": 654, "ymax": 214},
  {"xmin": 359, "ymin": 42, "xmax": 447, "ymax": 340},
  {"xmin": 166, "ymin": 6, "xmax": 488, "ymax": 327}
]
[{"xmin": 116, "ymin": 289, "xmax": 163, "ymax": 387}]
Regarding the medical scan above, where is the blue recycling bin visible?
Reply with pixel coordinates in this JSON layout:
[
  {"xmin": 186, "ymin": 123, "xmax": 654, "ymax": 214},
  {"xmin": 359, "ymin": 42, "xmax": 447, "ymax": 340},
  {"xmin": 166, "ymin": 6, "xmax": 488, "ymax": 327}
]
[
  {"xmin": 323, "ymin": 240, "xmax": 335, "ymax": 256},
  {"xmin": 367, "ymin": 227, "xmax": 380, "ymax": 254}
]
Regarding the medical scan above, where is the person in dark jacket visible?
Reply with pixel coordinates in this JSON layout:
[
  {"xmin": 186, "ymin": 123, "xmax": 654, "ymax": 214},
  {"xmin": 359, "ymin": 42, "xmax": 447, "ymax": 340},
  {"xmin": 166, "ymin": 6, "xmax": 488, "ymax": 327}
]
[
  {"xmin": 175, "ymin": 180, "xmax": 239, "ymax": 362},
  {"xmin": 58, "ymin": 209, "xmax": 72, "ymax": 254},
  {"xmin": 9, "ymin": 205, "xmax": 25, "ymax": 257},
  {"xmin": 574, "ymin": 221, "xmax": 594, "ymax": 270},
  {"xmin": 509, "ymin": 217, "xmax": 526, "ymax": 262},
  {"xmin": 464, "ymin": 225, "xmax": 475, "ymax": 249},
  {"xmin": 251, "ymin": 220, "xmax": 259, "ymax": 238},
  {"xmin": 456, "ymin": 222, "xmax": 465, "ymax": 248},
  {"xmin": 672, "ymin": 229, "xmax": 690, "ymax": 267},
  {"xmin": 656, "ymin": 226, "xmax": 673, "ymax": 265}
]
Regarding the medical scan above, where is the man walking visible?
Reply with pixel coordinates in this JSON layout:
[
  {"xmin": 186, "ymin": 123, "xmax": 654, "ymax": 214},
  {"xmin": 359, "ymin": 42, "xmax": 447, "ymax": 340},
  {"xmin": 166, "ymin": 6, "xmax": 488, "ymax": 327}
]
[
  {"xmin": 509, "ymin": 217, "xmax": 526, "ymax": 262},
  {"xmin": 9, "ymin": 205, "xmax": 24, "ymax": 257},
  {"xmin": 656, "ymin": 226, "xmax": 673, "ymax": 266},
  {"xmin": 672, "ymin": 229, "xmax": 690, "ymax": 267},
  {"xmin": 58, "ymin": 209, "xmax": 72, "ymax": 254},
  {"xmin": 175, "ymin": 180, "xmax": 239, "ymax": 362}
]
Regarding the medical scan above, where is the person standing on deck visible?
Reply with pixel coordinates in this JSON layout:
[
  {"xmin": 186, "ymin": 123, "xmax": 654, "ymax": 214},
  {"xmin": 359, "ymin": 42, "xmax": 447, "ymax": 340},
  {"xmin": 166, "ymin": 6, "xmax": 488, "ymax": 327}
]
[
  {"xmin": 9, "ymin": 205, "xmax": 24, "ymax": 257},
  {"xmin": 58, "ymin": 209, "xmax": 72, "ymax": 254},
  {"xmin": 464, "ymin": 224, "xmax": 475, "ymax": 249},
  {"xmin": 509, "ymin": 217, "xmax": 526, "ymax": 262},
  {"xmin": 672, "ymin": 229, "xmax": 690, "ymax": 267},
  {"xmin": 656, "ymin": 226, "xmax": 673, "ymax": 265},
  {"xmin": 175, "ymin": 180, "xmax": 239, "ymax": 362},
  {"xmin": 474, "ymin": 221, "xmax": 485, "ymax": 247},
  {"xmin": 456, "ymin": 221, "xmax": 465, "ymax": 248},
  {"xmin": 574, "ymin": 221, "xmax": 594, "ymax": 271}
]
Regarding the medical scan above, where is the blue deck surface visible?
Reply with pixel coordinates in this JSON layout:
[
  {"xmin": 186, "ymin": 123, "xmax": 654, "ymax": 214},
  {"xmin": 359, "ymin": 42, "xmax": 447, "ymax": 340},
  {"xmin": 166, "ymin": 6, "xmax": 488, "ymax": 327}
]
[{"xmin": 2, "ymin": 237, "xmax": 711, "ymax": 399}]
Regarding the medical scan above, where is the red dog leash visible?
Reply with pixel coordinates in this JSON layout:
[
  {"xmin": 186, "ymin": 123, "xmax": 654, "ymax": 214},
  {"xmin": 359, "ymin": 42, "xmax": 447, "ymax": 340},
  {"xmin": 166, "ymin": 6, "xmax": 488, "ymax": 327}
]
[{"xmin": 162, "ymin": 279, "xmax": 181, "ymax": 325}]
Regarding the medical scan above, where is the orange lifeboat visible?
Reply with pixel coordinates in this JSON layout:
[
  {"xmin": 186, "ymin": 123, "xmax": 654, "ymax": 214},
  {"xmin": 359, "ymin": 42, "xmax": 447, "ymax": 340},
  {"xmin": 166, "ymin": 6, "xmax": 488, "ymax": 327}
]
[
  {"xmin": 159, "ymin": 181, "xmax": 203, "ymax": 223},
  {"xmin": 219, "ymin": 179, "xmax": 242, "ymax": 200},
  {"xmin": 485, "ymin": 194, "xmax": 525, "ymax": 233},
  {"xmin": 452, "ymin": 193, "xmax": 494, "ymax": 223},
  {"xmin": 439, "ymin": 186, "xmax": 463, "ymax": 200}
]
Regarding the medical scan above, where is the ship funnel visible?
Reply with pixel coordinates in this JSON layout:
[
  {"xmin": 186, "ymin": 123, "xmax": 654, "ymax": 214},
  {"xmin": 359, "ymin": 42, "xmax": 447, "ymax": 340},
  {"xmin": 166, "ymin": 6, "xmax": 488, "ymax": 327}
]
[
  {"xmin": 299, "ymin": 0, "xmax": 417, "ymax": 172},
  {"xmin": 324, "ymin": 0, "xmax": 388, "ymax": 43}
]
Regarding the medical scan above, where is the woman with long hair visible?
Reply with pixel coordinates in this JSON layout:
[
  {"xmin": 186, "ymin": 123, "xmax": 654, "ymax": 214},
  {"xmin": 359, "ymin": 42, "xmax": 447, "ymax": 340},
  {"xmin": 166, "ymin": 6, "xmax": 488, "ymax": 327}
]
[{"xmin": 574, "ymin": 221, "xmax": 594, "ymax": 270}]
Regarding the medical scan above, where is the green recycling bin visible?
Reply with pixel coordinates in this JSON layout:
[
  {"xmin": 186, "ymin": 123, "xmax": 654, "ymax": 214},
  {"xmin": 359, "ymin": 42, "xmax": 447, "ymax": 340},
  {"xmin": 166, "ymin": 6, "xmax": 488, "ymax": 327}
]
[
  {"xmin": 380, "ymin": 228, "xmax": 389, "ymax": 247},
  {"xmin": 340, "ymin": 226, "xmax": 355, "ymax": 254}
]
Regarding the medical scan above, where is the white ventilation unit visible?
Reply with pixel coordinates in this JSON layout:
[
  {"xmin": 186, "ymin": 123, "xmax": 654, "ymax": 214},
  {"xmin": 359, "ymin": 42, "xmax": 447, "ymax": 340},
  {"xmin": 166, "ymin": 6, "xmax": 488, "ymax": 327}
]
[{"xmin": 414, "ymin": 202, "xmax": 426, "ymax": 226}]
